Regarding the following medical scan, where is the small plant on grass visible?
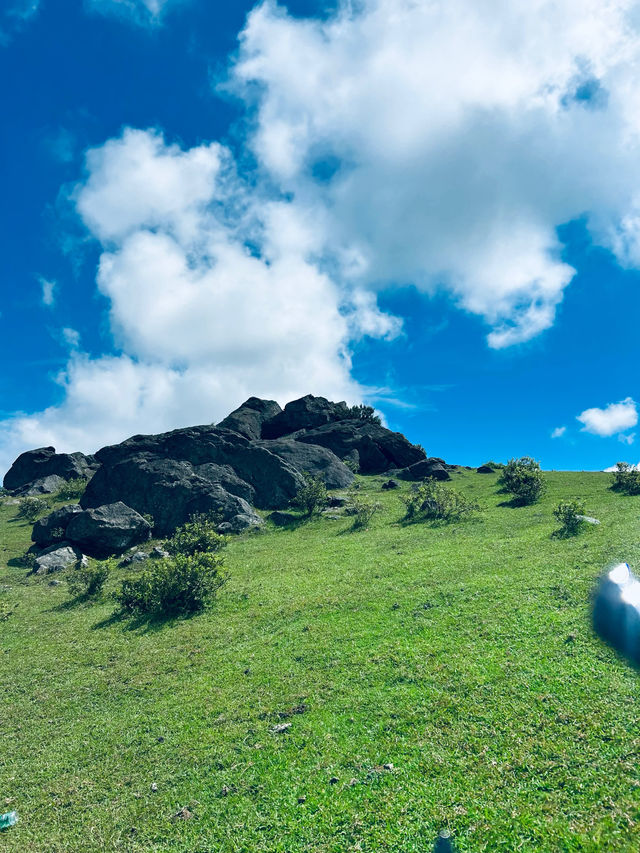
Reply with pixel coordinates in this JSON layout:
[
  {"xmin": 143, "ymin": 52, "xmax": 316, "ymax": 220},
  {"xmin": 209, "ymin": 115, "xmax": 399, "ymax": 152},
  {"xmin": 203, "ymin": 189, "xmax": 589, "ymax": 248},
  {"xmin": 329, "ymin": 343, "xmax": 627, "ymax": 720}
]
[
  {"xmin": 166, "ymin": 513, "xmax": 228, "ymax": 557},
  {"xmin": 345, "ymin": 492, "xmax": 382, "ymax": 529},
  {"xmin": 17, "ymin": 496, "xmax": 49, "ymax": 522},
  {"xmin": 56, "ymin": 478, "xmax": 88, "ymax": 501},
  {"xmin": 403, "ymin": 480, "xmax": 479, "ymax": 522},
  {"xmin": 116, "ymin": 552, "xmax": 228, "ymax": 618},
  {"xmin": 67, "ymin": 560, "xmax": 110, "ymax": 598},
  {"xmin": 611, "ymin": 462, "xmax": 640, "ymax": 495},
  {"xmin": 553, "ymin": 498, "xmax": 587, "ymax": 537},
  {"xmin": 498, "ymin": 457, "xmax": 546, "ymax": 505},
  {"xmin": 343, "ymin": 457, "xmax": 360, "ymax": 475},
  {"xmin": 292, "ymin": 473, "xmax": 328, "ymax": 517}
]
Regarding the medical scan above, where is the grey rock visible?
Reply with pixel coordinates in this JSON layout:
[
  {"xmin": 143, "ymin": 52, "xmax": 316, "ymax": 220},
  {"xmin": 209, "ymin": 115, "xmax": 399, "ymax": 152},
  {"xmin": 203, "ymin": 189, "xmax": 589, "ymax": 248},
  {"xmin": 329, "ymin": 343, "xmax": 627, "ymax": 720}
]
[
  {"xmin": 4, "ymin": 446, "xmax": 98, "ymax": 493},
  {"xmin": 399, "ymin": 459, "xmax": 451, "ymax": 481},
  {"xmin": 194, "ymin": 463, "xmax": 255, "ymax": 504},
  {"xmin": 255, "ymin": 439, "xmax": 354, "ymax": 489},
  {"xmin": 577, "ymin": 515, "xmax": 601, "ymax": 525},
  {"xmin": 66, "ymin": 502, "xmax": 152, "ymax": 557},
  {"xmin": 217, "ymin": 397, "xmax": 282, "ymax": 441},
  {"xmin": 297, "ymin": 421, "xmax": 426, "ymax": 473},
  {"xmin": 81, "ymin": 456, "xmax": 263, "ymax": 537},
  {"xmin": 120, "ymin": 551, "xmax": 149, "ymax": 566},
  {"xmin": 262, "ymin": 394, "xmax": 350, "ymax": 439},
  {"xmin": 476, "ymin": 465, "xmax": 495, "ymax": 474},
  {"xmin": 269, "ymin": 510, "xmax": 299, "ymax": 526},
  {"xmin": 34, "ymin": 543, "xmax": 82, "ymax": 575},
  {"xmin": 31, "ymin": 504, "xmax": 83, "ymax": 548},
  {"xmin": 15, "ymin": 475, "xmax": 66, "ymax": 496},
  {"xmin": 219, "ymin": 513, "xmax": 264, "ymax": 534},
  {"xmin": 381, "ymin": 479, "xmax": 399, "ymax": 490},
  {"xmin": 328, "ymin": 495, "xmax": 347, "ymax": 507},
  {"xmin": 150, "ymin": 546, "xmax": 170, "ymax": 559}
]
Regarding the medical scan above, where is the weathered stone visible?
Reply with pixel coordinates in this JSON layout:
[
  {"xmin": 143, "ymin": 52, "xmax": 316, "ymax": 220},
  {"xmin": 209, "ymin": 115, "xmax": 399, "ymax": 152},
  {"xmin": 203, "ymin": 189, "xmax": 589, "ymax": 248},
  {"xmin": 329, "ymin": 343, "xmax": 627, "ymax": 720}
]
[
  {"xmin": 217, "ymin": 397, "xmax": 282, "ymax": 441},
  {"xmin": 381, "ymin": 479, "xmax": 399, "ymax": 490},
  {"xmin": 150, "ymin": 545, "xmax": 170, "ymax": 559},
  {"xmin": 14, "ymin": 475, "xmax": 66, "ymax": 496},
  {"xmin": 298, "ymin": 421, "xmax": 426, "ymax": 473},
  {"xmin": 81, "ymin": 457, "xmax": 264, "ymax": 536},
  {"xmin": 31, "ymin": 504, "xmax": 83, "ymax": 548},
  {"xmin": 120, "ymin": 551, "xmax": 149, "ymax": 566},
  {"xmin": 399, "ymin": 459, "xmax": 451, "ymax": 481},
  {"xmin": 4, "ymin": 446, "xmax": 98, "ymax": 493},
  {"xmin": 66, "ymin": 502, "xmax": 152, "ymax": 557},
  {"xmin": 269, "ymin": 510, "xmax": 299, "ymax": 526},
  {"xmin": 328, "ymin": 495, "xmax": 348, "ymax": 507},
  {"xmin": 194, "ymin": 463, "xmax": 255, "ymax": 504},
  {"xmin": 255, "ymin": 439, "xmax": 354, "ymax": 489},
  {"xmin": 218, "ymin": 513, "xmax": 264, "ymax": 534},
  {"xmin": 262, "ymin": 395, "xmax": 350, "ymax": 439},
  {"xmin": 34, "ymin": 543, "xmax": 82, "ymax": 575},
  {"xmin": 476, "ymin": 465, "xmax": 495, "ymax": 474}
]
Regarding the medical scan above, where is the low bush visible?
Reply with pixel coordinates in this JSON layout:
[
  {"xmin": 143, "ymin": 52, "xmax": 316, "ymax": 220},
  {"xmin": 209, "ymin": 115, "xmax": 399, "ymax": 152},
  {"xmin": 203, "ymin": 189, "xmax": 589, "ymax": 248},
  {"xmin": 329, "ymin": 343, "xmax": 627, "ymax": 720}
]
[
  {"xmin": 292, "ymin": 473, "xmax": 328, "ymax": 517},
  {"xmin": 345, "ymin": 404, "xmax": 381, "ymax": 425},
  {"xmin": 17, "ymin": 497, "xmax": 49, "ymax": 522},
  {"xmin": 343, "ymin": 457, "xmax": 360, "ymax": 475},
  {"xmin": 403, "ymin": 480, "xmax": 479, "ymax": 522},
  {"xmin": 56, "ymin": 478, "xmax": 88, "ymax": 501},
  {"xmin": 116, "ymin": 552, "xmax": 228, "ymax": 618},
  {"xmin": 553, "ymin": 498, "xmax": 587, "ymax": 537},
  {"xmin": 67, "ymin": 560, "xmax": 110, "ymax": 598},
  {"xmin": 611, "ymin": 462, "xmax": 640, "ymax": 495},
  {"xmin": 498, "ymin": 457, "xmax": 546, "ymax": 505},
  {"xmin": 345, "ymin": 493, "xmax": 382, "ymax": 529},
  {"xmin": 482, "ymin": 460, "xmax": 506, "ymax": 470},
  {"xmin": 166, "ymin": 513, "xmax": 227, "ymax": 557}
]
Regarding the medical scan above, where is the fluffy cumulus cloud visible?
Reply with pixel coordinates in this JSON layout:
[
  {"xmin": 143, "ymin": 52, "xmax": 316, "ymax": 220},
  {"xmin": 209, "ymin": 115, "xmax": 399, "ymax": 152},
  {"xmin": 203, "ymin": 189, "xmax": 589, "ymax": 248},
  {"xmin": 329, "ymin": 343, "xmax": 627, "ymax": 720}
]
[
  {"xmin": 0, "ymin": 128, "xmax": 397, "ymax": 471},
  {"xmin": 229, "ymin": 0, "xmax": 640, "ymax": 347},
  {"xmin": 577, "ymin": 397, "xmax": 638, "ymax": 437}
]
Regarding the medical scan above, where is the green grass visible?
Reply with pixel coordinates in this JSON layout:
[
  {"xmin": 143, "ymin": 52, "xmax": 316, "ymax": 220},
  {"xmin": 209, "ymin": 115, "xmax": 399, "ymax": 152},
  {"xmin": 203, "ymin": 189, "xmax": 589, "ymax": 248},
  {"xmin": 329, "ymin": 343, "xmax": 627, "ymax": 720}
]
[{"xmin": 1, "ymin": 471, "xmax": 640, "ymax": 851}]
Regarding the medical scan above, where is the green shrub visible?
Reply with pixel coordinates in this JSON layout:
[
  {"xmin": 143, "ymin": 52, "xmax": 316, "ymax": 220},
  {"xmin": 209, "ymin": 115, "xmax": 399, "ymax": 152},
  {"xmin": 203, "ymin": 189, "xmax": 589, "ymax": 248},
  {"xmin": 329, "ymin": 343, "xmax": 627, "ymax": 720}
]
[
  {"xmin": 553, "ymin": 498, "xmax": 587, "ymax": 537},
  {"xmin": 116, "ymin": 552, "xmax": 228, "ymax": 617},
  {"xmin": 17, "ymin": 497, "xmax": 49, "ymax": 522},
  {"xmin": 345, "ymin": 404, "xmax": 381, "ymax": 425},
  {"xmin": 498, "ymin": 457, "xmax": 546, "ymax": 505},
  {"xmin": 611, "ymin": 462, "xmax": 640, "ymax": 495},
  {"xmin": 482, "ymin": 460, "xmax": 506, "ymax": 470},
  {"xmin": 67, "ymin": 560, "xmax": 110, "ymax": 598},
  {"xmin": 56, "ymin": 478, "xmax": 88, "ymax": 500},
  {"xmin": 345, "ymin": 493, "xmax": 382, "ymax": 529},
  {"xmin": 343, "ymin": 457, "xmax": 360, "ymax": 474},
  {"xmin": 292, "ymin": 473, "xmax": 328, "ymax": 517},
  {"xmin": 403, "ymin": 480, "xmax": 479, "ymax": 522},
  {"xmin": 166, "ymin": 514, "xmax": 228, "ymax": 557}
]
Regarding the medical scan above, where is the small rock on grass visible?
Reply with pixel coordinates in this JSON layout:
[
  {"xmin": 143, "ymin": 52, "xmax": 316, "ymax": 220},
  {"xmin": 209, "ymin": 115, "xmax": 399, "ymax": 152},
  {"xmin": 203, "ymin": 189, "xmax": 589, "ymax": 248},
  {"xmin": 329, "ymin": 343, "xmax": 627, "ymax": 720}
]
[
  {"xmin": 271, "ymin": 722, "xmax": 292, "ymax": 734},
  {"xmin": 171, "ymin": 807, "xmax": 192, "ymax": 821}
]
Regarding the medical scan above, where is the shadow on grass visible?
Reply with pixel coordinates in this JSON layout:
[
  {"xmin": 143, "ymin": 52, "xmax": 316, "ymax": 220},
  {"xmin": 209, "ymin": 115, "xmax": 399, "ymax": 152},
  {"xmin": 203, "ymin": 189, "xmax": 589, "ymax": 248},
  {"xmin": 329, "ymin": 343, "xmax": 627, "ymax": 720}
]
[
  {"xmin": 91, "ymin": 606, "xmax": 200, "ymax": 634},
  {"xmin": 46, "ymin": 593, "xmax": 101, "ymax": 613},
  {"xmin": 496, "ymin": 497, "xmax": 532, "ymax": 509}
]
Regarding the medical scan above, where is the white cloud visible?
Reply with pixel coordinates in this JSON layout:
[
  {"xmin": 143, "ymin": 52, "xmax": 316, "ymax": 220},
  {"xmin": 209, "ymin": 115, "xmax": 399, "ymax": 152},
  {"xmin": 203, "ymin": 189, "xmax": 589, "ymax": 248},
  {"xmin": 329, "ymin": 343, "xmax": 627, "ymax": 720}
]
[
  {"xmin": 0, "ymin": 128, "xmax": 399, "ymax": 473},
  {"xmin": 227, "ymin": 0, "xmax": 640, "ymax": 347},
  {"xmin": 577, "ymin": 397, "xmax": 638, "ymax": 437},
  {"xmin": 61, "ymin": 328, "xmax": 81, "ymax": 349},
  {"xmin": 551, "ymin": 426, "xmax": 566, "ymax": 439},
  {"xmin": 86, "ymin": 0, "xmax": 188, "ymax": 26},
  {"xmin": 619, "ymin": 432, "xmax": 636, "ymax": 445},
  {"xmin": 40, "ymin": 278, "xmax": 56, "ymax": 307},
  {"xmin": 1, "ymin": 0, "xmax": 41, "ymax": 44}
]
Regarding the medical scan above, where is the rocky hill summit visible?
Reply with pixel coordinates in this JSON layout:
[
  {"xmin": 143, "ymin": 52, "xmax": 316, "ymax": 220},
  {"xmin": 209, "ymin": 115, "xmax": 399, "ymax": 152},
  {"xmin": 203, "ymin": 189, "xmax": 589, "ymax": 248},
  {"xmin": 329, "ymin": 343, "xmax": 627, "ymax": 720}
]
[{"xmin": 4, "ymin": 394, "xmax": 448, "ymax": 561}]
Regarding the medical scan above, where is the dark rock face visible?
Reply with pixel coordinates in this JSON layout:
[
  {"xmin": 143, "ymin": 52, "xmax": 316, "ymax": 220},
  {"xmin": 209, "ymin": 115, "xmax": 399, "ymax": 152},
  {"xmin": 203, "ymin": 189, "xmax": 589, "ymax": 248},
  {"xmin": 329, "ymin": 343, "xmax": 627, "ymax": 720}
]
[
  {"xmin": 381, "ymin": 479, "xmax": 399, "ymax": 490},
  {"xmin": 255, "ymin": 439, "xmax": 354, "ymax": 489},
  {"xmin": 269, "ymin": 510, "xmax": 299, "ymax": 526},
  {"xmin": 80, "ymin": 457, "xmax": 262, "ymax": 537},
  {"xmin": 3, "ymin": 446, "xmax": 98, "ymax": 492},
  {"xmin": 217, "ymin": 397, "xmax": 282, "ymax": 440},
  {"xmin": 14, "ymin": 475, "xmax": 66, "ymax": 496},
  {"xmin": 32, "ymin": 504, "xmax": 83, "ymax": 548},
  {"xmin": 93, "ymin": 426, "xmax": 303, "ymax": 509},
  {"xmin": 297, "ymin": 421, "xmax": 426, "ymax": 474},
  {"xmin": 262, "ymin": 395, "xmax": 350, "ymax": 439},
  {"xmin": 217, "ymin": 513, "xmax": 264, "ymax": 534},
  {"xmin": 476, "ymin": 465, "xmax": 495, "ymax": 474},
  {"xmin": 399, "ymin": 459, "xmax": 451, "ymax": 481},
  {"xmin": 66, "ymin": 501, "xmax": 152, "ymax": 557},
  {"xmin": 194, "ymin": 463, "xmax": 255, "ymax": 504}
]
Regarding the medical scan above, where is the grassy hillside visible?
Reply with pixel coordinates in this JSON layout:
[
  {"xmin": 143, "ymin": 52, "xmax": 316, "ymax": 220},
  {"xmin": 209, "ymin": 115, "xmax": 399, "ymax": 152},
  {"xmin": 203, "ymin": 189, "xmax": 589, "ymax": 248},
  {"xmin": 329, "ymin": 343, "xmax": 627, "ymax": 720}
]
[{"xmin": 1, "ymin": 470, "xmax": 640, "ymax": 852}]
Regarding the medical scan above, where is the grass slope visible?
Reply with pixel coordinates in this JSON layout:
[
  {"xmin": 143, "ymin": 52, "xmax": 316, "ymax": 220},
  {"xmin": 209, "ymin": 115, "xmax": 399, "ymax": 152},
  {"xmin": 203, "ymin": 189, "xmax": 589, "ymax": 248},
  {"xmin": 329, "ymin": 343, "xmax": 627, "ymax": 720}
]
[{"xmin": 1, "ymin": 471, "xmax": 640, "ymax": 851}]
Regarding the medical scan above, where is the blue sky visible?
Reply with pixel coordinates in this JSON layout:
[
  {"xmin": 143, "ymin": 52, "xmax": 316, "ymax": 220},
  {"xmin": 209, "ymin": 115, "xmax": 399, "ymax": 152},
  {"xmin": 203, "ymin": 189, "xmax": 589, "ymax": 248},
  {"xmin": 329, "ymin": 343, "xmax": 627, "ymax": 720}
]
[{"xmin": 2, "ymin": 0, "xmax": 640, "ymax": 474}]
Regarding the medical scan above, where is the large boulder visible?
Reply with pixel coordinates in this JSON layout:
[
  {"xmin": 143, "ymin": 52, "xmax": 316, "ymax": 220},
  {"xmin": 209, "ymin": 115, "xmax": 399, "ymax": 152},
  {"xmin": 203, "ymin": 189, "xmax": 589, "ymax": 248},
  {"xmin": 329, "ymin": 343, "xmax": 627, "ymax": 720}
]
[
  {"xmin": 34, "ymin": 542, "xmax": 83, "ymax": 575},
  {"xmin": 32, "ymin": 504, "xmax": 83, "ymax": 548},
  {"xmin": 217, "ymin": 397, "xmax": 282, "ymax": 441},
  {"xmin": 94, "ymin": 426, "xmax": 303, "ymax": 509},
  {"xmin": 80, "ymin": 457, "xmax": 263, "ymax": 536},
  {"xmin": 255, "ymin": 439, "xmax": 354, "ymax": 489},
  {"xmin": 14, "ymin": 475, "xmax": 66, "ymax": 496},
  {"xmin": 66, "ymin": 502, "xmax": 152, "ymax": 557},
  {"xmin": 194, "ymin": 463, "xmax": 255, "ymax": 504},
  {"xmin": 399, "ymin": 459, "xmax": 451, "ymax": 481},
  {"xmin": 262, "ymin": 395, "xmax": 350, "ymax": 439},
  {"xmin": 296, "ymin": 421, "xmax": 426, "ymax": 474},
  {"xmin": 4, "ymin": 447, "xmax": 99, "ymax": 493}
]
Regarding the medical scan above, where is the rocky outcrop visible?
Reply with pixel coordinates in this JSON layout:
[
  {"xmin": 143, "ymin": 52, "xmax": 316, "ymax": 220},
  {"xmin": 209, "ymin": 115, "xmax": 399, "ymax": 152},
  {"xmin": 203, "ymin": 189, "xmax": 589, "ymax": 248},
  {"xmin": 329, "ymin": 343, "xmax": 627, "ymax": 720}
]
[
  {"xmin": 31, "ymin": 504, "xmax": 83, "ymax": 548},
  {"xmin": 476, "ymin": 465, "xmax": 495, "ymax": 474},
  {"xmin": 65, "ymin": 502, "xmax": 152, "ymax": 557},
  {"xmin": 14, "ymin": 474, "xmax": 67, "ymax": 496},
  {"xmin": 34, "ymin": 543, "xmax": 83, "ymax": 575},
  {"xmin": 217, "ymin": 397, "xmax": 282, "ymax": 441},
  {"xmin": 398, "ymin": 458, "xmax": 451, "ymax": 481},
  {"xmin": 3, "ymin": 446, "xmax": 98, "ymax": 493},
  {"xmin": 262, "ymin": 395, "xmax": 350, "ymax": 439},
  {"xmin": 255, "ymin": 439, "xmax": 354, "ymax": 489},
  {"xmin": 297, "ymin": 420, "xmax": 426, "ymax": 473}
]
